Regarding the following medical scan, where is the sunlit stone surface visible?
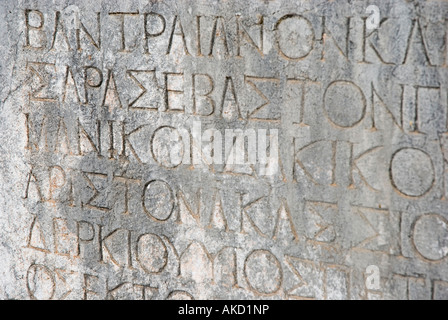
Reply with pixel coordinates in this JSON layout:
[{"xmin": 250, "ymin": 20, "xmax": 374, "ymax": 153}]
[{"xmin": 1, "ymin": 0, "xmax": 448, "ymax": 300}]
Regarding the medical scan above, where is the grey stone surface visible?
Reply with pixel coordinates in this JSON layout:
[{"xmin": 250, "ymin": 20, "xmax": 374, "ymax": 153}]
[{"xmin": 1, "ymin": 0, "xmax": 448, "ymax": 300}]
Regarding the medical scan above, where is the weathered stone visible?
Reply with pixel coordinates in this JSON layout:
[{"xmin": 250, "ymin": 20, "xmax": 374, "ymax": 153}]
[{"xmin": 0, "ymin": 0, "xmax": 448, "ymax": 300}]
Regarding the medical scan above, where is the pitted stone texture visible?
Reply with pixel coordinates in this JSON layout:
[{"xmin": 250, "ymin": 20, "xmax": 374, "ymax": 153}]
[{"xmin": 0, "ymin": 0, "xmax": 448, "ymax": 300}]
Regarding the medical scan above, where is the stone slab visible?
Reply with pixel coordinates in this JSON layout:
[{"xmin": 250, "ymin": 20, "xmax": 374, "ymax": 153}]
[{"xmin": 0, "ymin": 0, "xmax": 448, "ymax": 300}]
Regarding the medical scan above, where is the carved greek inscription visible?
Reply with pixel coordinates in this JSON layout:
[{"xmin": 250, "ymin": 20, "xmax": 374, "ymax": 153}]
[{"xmin": 12, "ymin": 3, "xmax": 448, "ymax": 301}]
